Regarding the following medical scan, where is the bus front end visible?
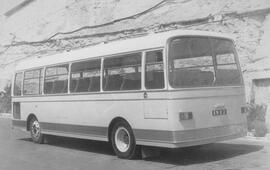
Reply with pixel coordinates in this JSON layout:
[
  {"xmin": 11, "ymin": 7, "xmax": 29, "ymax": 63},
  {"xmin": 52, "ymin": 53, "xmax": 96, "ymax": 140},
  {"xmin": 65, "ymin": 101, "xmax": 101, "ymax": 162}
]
[{"xmin": 167, "ymin": 36, "xmax": 247, "ymax": 148}]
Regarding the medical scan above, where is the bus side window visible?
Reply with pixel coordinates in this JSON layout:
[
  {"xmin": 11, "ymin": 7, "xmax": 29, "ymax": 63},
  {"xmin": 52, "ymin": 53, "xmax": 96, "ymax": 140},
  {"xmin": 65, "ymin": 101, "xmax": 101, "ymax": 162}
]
[
  {"xmin": 70, "ymin": 59, "xmax": 101, "ymax": 93},
  {"xmin": 103, "ymin": 53, "xmax": 141, "ymax": 91},
  {"xmin": 14, "ymin": 72, "xmax": 23, "ymax": 96},
  {"xmin": 23, "ymin": 68, "xmax": 43, "ymax": 95},
  {"xmin": 145, "ymin": 50, "xmax": 164, "ymax": 89},
  {"xmin": 44, "ymin": 64, "xmax": 69, "ymax": 94}
]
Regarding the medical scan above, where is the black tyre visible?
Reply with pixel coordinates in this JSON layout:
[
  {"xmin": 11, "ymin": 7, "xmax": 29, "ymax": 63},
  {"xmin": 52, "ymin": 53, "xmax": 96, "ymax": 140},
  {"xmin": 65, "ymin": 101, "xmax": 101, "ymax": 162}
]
[
  {"xmin": 111, "ymin": 121, "xmax": 140, "ymax": 159},
  {"xmin": 29, "ymin": 117, "xmax": 44, "ymax": 144}
]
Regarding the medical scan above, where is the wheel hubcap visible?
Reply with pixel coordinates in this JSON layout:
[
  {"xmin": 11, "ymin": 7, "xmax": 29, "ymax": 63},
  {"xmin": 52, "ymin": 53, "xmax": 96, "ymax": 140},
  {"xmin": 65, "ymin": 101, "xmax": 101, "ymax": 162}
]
[
  {"xmin": 115, "ymin": 127, "xmax": 130, "ymax": 152},
  {"xmin": 31, "ymin": 120, "xmax": 41, "ymax": 139}
]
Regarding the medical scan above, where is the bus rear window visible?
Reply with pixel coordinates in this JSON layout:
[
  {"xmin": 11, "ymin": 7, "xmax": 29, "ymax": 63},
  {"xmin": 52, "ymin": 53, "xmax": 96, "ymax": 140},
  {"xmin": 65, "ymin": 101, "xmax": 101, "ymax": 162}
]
[
  {"xmin": 213, "ymin": 39, "xmax": 242, "ymax": 86},
  {"xmin": 169, "ymin": 37, "xmax": 242, "ymax": 88}
]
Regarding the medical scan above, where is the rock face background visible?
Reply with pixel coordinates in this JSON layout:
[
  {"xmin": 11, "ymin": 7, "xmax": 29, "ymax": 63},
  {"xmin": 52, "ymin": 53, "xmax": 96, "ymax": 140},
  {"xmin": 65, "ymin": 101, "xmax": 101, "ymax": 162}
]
[{"xmin": 0, "ymin": 0, "xmax": 270, "ymax": 96}]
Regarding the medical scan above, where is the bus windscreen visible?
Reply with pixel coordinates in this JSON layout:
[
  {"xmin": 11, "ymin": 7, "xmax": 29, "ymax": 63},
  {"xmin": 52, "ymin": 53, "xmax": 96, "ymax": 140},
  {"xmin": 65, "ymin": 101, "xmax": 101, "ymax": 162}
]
[{"xmin": 169, "ymin": 37, "xmax": 242, "ymax": 88}]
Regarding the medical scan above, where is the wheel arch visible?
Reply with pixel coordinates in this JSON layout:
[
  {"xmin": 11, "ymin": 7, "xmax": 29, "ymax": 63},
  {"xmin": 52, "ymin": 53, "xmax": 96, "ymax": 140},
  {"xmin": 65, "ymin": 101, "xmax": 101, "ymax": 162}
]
[
  {"xmin": 26, "ymin": 113, "xmax": 37, "ymax": 131},
  {"xmin": 108, "ymin": 117, "xmax": 131, "ymax": 142}
]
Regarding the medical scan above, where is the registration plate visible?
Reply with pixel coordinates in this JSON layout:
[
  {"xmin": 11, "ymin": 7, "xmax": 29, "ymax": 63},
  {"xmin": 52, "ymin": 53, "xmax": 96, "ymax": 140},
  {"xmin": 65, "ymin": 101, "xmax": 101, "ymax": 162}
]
[{"xmin": 212, "ymin": 108, "xmax": 227, "ymax": 116}]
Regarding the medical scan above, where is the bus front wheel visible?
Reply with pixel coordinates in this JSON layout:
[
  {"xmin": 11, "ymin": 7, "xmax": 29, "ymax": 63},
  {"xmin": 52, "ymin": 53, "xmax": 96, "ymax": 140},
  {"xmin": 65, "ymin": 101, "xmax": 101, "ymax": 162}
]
[
  {"xmin": 111, "ymin": 121, "xmax": 140, "ymax": 159},
  {"xmin": 29, "ymin": 118, "xmax": 44, "ymax": 144}
]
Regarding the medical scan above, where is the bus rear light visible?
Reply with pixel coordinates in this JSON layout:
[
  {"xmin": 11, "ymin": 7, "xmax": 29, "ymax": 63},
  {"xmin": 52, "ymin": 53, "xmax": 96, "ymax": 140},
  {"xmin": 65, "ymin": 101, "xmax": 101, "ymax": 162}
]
[
  {"xmin": 13, "ymin": 102, "xmax": 21, "ymax": 119},
  {"xmin": 179, "ymin": 112, "xmax": 193, "ymax": 121},
  {"xmin": 241, "ymin": 106, "xmax": 248, "ymax": 114}
]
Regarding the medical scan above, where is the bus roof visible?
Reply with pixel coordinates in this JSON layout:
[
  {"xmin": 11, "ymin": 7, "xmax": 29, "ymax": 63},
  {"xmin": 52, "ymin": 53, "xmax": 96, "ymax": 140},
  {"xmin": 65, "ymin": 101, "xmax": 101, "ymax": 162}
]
[{"xmin": 15, "ymin": 30, "xmax": 234, "ymax": 71}]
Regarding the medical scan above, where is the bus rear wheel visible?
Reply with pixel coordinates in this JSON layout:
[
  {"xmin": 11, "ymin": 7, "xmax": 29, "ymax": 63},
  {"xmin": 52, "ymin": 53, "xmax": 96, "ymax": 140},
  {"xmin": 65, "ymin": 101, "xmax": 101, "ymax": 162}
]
[
  {"xmin": 111, "ymin": 121, "xmax": 140, "ymax": 159},
  {"xmin": 29, "ymin": 118, "xmax": 44, "ymax": 144}
]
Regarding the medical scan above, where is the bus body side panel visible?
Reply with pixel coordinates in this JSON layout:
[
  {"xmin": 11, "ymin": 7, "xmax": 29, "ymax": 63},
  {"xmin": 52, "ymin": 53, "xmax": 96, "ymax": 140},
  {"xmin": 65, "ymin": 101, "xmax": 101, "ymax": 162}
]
[
  {"xmin": 12, "ymin": 87, "xmax": 247, "ymax": 148},
  {"xmin": 12, "ymin": 91, "xmax": 172, "ymax": 144}
]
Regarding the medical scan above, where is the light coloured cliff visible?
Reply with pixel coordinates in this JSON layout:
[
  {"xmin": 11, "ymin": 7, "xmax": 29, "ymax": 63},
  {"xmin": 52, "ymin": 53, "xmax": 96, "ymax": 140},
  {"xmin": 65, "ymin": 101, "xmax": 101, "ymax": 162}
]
[{"xmin": 0, "ymin": 0, "xmax": 270, "ymax": 90}]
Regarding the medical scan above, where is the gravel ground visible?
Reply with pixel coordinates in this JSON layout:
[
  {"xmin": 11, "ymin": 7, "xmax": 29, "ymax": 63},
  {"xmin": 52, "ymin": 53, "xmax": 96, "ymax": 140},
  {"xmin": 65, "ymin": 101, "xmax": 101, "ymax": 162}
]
[{"xmin": 1, "ymin": 117, "xmax": 270, "ymax": 170}]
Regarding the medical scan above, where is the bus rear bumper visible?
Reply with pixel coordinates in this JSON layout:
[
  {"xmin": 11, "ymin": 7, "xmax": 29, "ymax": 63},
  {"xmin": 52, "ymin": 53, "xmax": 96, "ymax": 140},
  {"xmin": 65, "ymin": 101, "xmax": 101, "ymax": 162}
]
[
  {"xmin": 170, "ymin": 130, "xmax": 246, "ymax": 148},
  {"xmin": 135, "ymin": 124, "xmax": 247, "ymax": 148}
]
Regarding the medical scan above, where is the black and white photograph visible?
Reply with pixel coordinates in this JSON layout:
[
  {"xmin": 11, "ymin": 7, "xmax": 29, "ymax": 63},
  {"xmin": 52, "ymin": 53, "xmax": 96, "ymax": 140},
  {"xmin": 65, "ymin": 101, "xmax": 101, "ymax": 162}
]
[{"xmin": 0, "ymin": 0, "xmax": 270, "ymax": 169}]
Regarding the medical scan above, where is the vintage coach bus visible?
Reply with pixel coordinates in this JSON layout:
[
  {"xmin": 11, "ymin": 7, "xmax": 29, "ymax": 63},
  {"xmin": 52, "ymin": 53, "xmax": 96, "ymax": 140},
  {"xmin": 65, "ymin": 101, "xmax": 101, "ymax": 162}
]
[{"xmin": 12, "ymin": 30, "xmax": 247, "ymax": 159}]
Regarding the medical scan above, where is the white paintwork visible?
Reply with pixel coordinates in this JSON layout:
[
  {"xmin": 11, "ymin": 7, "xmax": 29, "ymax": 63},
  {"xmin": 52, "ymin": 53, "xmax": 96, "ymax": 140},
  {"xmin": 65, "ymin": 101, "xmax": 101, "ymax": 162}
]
[
  {"xmin": 168, "ymin": 86, "xmax": 247, "ymax": 131},
  {"xmin": 15, "ymin": 30, "xmax": 234, "ymax": 71},
  {"xmin": 13, "ymin": 92, "xmax": 170, "ymax": 131}
]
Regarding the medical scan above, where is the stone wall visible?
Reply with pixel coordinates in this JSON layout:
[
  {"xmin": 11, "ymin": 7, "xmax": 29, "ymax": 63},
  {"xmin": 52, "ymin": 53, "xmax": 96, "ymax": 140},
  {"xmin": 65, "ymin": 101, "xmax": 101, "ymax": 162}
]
[{"xmin": 1, "ymin": 0, "xmax": 270, "ymax": 91}]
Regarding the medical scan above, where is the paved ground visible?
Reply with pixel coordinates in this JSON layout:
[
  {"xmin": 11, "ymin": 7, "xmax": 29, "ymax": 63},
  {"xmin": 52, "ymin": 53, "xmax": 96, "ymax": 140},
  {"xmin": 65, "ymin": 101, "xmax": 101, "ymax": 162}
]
[{"xmin": 1, "ymin": 117, "xmax": 270, "ymax": 170}]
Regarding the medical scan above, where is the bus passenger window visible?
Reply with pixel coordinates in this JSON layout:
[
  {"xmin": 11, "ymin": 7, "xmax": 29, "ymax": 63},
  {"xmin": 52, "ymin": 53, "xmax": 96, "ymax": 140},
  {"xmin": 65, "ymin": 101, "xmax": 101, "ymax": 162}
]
[
  {"xmin": 145, "ymin": 50, "xmax": 164, "ymax": 89},
  {"xmin": 103, "ymin": 53, "xmax": 141, "ymax": 91},
  {"xmin": 14, "ymin": 72, "xmax": 23, "ymax": 96},
  {"xmin": 44, "ymin": 64, "xmax": 69, "ymax": 94},
  {"xmin": 23, "ymin": 69, "xmax": 43, "ymax": 95},
  {"xmin": 70, "ymin": 59, "xmax": 101, "ymax": 92}
]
